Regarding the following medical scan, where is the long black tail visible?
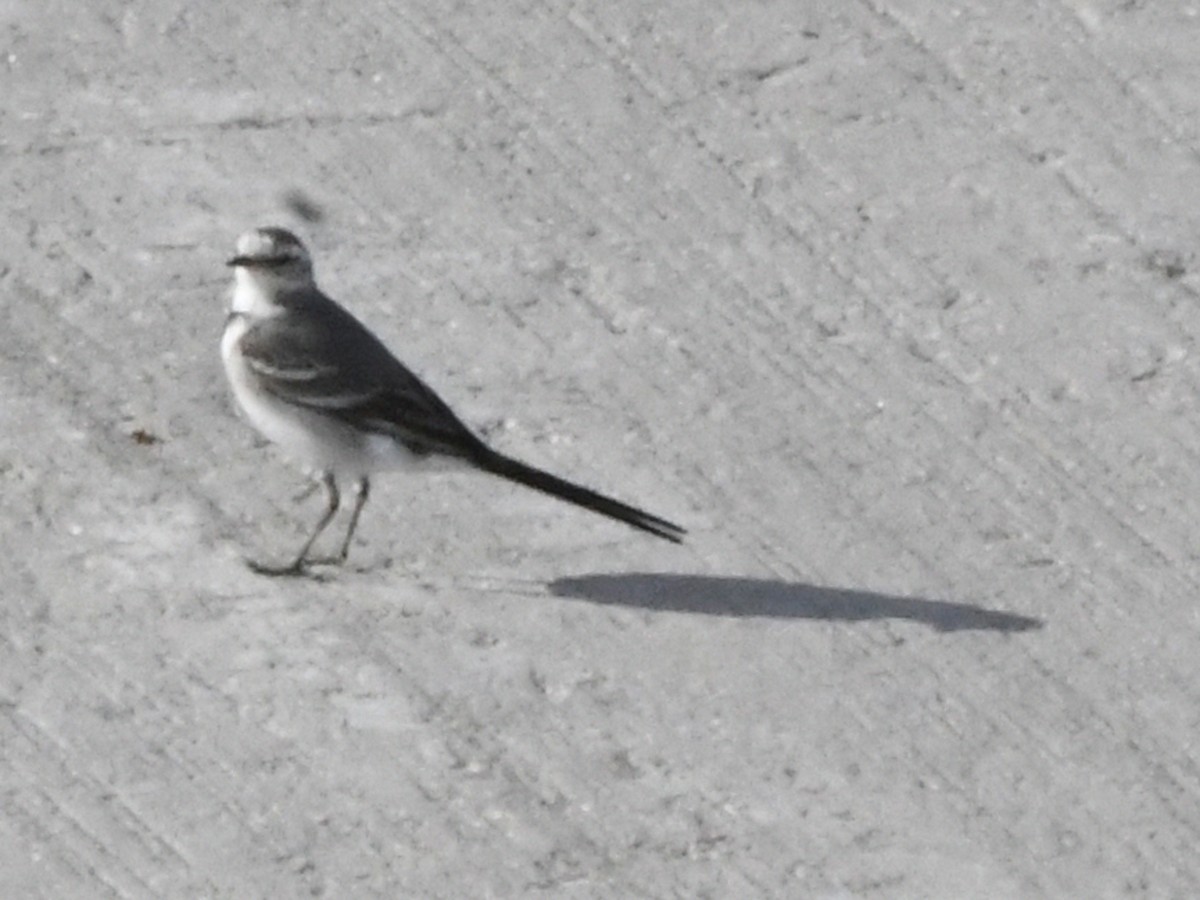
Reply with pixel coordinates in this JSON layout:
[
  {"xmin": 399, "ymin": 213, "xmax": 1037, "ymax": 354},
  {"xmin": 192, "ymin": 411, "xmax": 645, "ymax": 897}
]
[{"xmin": 473, "ymin": 448, "xmax": 686, "ymax": 544}]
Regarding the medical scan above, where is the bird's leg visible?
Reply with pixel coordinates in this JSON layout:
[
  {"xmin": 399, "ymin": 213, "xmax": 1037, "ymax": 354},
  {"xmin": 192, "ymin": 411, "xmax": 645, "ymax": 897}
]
[
  {"xmin": 248, "ymin": 471, "xmax": 340, "ymax": 576},
  {"xmin": 308, "ymin": 476, "xmax": 370, "ymax": 566},
  {"xmin": 336, "ymin": 477, "xmax": 370, "ymax": 563}
]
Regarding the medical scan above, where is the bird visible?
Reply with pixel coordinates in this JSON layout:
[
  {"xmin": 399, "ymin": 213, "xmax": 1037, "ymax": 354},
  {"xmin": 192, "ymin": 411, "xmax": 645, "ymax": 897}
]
[{"xmin": 220, "ymin": 226, "xmax": 686, "ymax": 575}]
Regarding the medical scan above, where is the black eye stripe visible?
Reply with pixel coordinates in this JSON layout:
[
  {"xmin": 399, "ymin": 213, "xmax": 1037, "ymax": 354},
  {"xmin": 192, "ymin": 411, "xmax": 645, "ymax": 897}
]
[{"xmin": 227, "ymin": 249, "xmax": 306, "ymax": 269}]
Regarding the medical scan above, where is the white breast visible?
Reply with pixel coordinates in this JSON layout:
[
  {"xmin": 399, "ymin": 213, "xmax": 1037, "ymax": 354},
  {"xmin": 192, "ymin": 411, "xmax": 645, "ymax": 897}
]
[{"xmin": 220, "ymin": 314, "xmax": 331, "ymax": 467}]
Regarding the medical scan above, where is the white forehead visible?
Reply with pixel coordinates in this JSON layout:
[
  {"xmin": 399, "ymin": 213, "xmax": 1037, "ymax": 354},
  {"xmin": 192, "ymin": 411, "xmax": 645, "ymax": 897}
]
[{"xmin": 235, "ymin": 227, "xmax": 309, "ymax": 258}]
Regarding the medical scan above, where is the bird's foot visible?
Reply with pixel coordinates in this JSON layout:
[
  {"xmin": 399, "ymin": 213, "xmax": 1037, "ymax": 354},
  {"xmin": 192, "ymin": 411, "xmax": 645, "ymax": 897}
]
[{"xmin": 245, "ymin": 556, "xmax": 313, "ymax": 578}]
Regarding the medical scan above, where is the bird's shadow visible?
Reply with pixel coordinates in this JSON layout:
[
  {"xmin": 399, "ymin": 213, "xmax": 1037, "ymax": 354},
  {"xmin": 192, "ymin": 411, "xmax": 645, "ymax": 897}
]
[{"xmin": 549, "ymin": 573, "xmax": 1042, "ymax": 633}]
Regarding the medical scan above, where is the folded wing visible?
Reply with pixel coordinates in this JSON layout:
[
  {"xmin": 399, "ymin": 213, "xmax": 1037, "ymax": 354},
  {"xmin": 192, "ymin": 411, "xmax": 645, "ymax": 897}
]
[{"xmin": 238, "ymin": 292, "xmax": 486, "ymax": 458}]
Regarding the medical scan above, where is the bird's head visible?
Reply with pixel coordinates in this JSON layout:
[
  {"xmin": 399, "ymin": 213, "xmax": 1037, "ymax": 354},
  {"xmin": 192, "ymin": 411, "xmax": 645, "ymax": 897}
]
[{"xmin": 227, "ymin": 227, "xmax": 314, "ymax": 288}]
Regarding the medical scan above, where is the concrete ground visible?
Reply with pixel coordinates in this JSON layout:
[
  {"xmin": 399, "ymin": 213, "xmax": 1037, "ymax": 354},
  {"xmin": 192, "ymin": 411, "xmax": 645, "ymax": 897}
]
[{"xmin": 2, "ymin": 1, "xmax": 1199, "ymax": 896}]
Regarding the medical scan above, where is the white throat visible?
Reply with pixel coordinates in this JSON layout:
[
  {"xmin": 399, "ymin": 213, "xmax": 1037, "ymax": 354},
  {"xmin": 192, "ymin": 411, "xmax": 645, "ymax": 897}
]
[{"xmin": 230, "ymin": 269, "xmax": 288, "ymax": 317}]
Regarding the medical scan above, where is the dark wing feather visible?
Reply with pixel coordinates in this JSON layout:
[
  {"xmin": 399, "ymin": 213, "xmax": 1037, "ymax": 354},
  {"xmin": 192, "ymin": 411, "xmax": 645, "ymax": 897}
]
[{"xmin": 238, "ymin": 291, "xmax": 486, "ymax": 457}]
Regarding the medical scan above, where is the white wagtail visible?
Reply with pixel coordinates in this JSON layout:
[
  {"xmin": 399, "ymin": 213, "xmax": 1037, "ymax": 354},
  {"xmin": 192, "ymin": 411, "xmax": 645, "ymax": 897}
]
[{"xmin": 221, "ymin": 227, "xmax": 686, "ymax": 575}]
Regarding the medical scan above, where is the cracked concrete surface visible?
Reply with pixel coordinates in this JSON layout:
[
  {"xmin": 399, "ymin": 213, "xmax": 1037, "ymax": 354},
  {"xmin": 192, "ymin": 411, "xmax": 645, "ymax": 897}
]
[{"xmin": 2, "ymin": 1, "xmax": 1199, "ymax": 896}]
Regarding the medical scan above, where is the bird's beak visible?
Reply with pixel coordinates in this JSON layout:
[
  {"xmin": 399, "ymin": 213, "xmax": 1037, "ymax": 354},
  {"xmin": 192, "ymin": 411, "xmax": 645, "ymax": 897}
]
[{"xmin": 226, "ymin": 255, "xmax": 254, "ymax": 268}]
